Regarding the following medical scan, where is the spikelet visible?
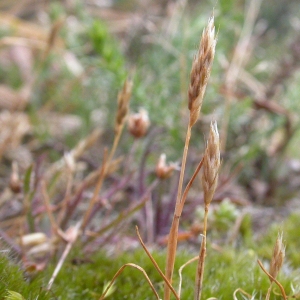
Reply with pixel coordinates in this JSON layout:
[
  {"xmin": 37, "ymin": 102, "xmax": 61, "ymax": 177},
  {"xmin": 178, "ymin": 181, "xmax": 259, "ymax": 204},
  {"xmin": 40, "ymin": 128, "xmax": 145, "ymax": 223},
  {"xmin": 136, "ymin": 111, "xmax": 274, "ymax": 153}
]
[
  {"xmin": 188, "ymin": 16, "xmax": 216, "ymax": 127},
  {"xmin": 269, "ymin": 232, "xmax": 285, "ymax": 281},
  {"xmin": 202, "ymin": 121, "xmax": 220, "ymax": 206},
  {"xmin": 115, "ymin": 78, "xmax": 133, "ymax": 133}
]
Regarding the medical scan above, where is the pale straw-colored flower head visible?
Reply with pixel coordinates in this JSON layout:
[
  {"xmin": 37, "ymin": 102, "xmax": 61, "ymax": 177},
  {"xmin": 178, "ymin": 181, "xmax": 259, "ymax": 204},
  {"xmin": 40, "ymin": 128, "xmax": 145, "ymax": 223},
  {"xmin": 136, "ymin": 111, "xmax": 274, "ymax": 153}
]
[
  {"xmin": 188, "ymin": 16, "xmax": 216, "ymax": 127},
  {"xmin": 270, "ymin": 232, "xmax": 285, "ymax": 281},
  {"xmin": 115, "ymin": 78, "xmax": 133, "ymax": 133},
  {"xmin": 202, "ymin": 121, "xmax": 220, "ymax": 206}
]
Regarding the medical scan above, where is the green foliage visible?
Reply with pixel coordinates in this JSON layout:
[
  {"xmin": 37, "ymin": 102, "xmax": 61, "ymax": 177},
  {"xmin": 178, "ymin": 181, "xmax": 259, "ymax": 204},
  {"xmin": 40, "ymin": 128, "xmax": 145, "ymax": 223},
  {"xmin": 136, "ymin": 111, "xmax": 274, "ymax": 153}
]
[
  {"xmin": 5, "ymin": 291, "xmax": 25, "ymax": 300},
  {"xmin": 0, "ymin": 254, "xmax": 50, "ymax": 300},
  {"xmin": 256, "ymin": 213, "xmax": 300, "ymax": 267},
  {"xmin": 88, "ymin": 20, "xmax": 125, "ymax": 77},
  {"xmin": 211, "ymin": 199, "xmax": 239, "ymax": 231}
]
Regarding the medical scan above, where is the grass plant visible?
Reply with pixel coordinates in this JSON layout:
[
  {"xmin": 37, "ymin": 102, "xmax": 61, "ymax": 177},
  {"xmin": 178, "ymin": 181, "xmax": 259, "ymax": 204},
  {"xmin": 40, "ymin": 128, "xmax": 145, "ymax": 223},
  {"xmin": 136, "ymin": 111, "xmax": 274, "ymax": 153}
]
[{"xmin": 0, "ymin": 0, "xmax": 300, "ymax": 299}]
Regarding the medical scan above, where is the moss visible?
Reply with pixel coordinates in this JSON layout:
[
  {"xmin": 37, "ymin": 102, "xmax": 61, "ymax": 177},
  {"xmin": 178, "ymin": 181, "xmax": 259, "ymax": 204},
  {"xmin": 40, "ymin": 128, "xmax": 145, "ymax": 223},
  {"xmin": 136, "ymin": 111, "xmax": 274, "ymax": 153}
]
[{"xmin": 0, "ymin": 254, "xmax": 50, "ymax": 299}]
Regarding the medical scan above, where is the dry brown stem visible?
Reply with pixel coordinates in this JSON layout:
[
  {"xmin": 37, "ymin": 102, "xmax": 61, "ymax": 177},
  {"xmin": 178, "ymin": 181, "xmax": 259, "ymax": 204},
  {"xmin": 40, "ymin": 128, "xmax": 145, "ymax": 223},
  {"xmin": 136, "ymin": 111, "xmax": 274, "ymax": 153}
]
[
  {"xmin": 136, "ymin": 227, "xmax": 180, "ymax": 300},
  {"xmin": 257, "ymin": 259, "xmax": 287, "ymax": 300},
  {"xmin": 47, "ymin": 222, "xmax": 81, "ymax": 291},
  {"xmin": 164, "ymin": 16, "xmax": 216, "ymax": 300},
  {"xmin": 194, "ymin": 121, "xmax": 220, "ymax": 300},
  {"xmin": 108, "ymin": 77, "xmax": 133, "ymax": 165},
  {"xmin": 99, "ymin": 263, "xmax": 160, "ymax": 300},
  {"xmin": 194, "ymin": 235, "xmax": 206, "ymax": 300},
  {"xmin": 164, "ymin": 124, "xmax": 191, "ymax": 300},
  {"xmin": 81, "ymin": 149, "xmax": 108, "ymax": 231}
]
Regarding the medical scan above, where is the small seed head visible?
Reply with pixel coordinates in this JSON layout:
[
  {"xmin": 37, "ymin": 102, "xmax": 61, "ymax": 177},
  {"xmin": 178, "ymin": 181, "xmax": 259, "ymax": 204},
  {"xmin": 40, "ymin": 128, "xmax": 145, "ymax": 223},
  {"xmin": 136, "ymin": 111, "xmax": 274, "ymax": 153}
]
[
  {"xmin": 188, "ymin": 16, "xmax": 216, "ymax": 127},
  {"xmin": 202, "ymin": 121, "xmax": 220, "ymax": 206},
  {"xmin": 270, "ymin": 232, "xmax": 285, "ymax": 281},
  {"xmin": 115, "ymin": 78, "xmax": 133, "ymax": 133},
  {"xmin": 128, "ymin": 108, "xmax": 150, "ymax": 138}
]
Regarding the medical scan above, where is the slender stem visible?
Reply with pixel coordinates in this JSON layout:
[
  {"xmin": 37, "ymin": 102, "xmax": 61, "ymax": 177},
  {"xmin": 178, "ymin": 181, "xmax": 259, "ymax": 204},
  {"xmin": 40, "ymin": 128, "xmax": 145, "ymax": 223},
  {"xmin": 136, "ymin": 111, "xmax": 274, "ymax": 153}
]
[
  {"xmin": 107, "ymin": 125, "xmax": 123, "ymax": 166},
  {"xmin": 164, "ymin": 124, "xmax": 192, "ymax": 300},
  {"xmin": 47, "ymin": 221, "xmax": 81, "ymax": 290},
  {"xmin": 203, "ymin": 205, "xmax": 209, "ymax": 237},
  {"xmin": 178, "ymin": 256, "xmax": 198, "ymax": 298},
  {"xmin": 194, "ymin": 235, "xmax": 206, "ymax": 300},
  {"xmin": 136, "ymin": 227, "xmax": 180, "ymax": 300},
  {"xmin": 257, "ymin": 259, "xmax": 287, "ymax": 300},
  {"xmin": 179, "ymin": 157, "xmax": 204, "ymax": 212},
  {"xmin": 194, "ymin": 205, "xmax": 209, "ymax": 300},
  {"xmin": 81, "ymin": 150, "xmax": 108, "ymax": 231},
  {"xmin": 265, "ymin": 284, "xmax": 272, "ymax": 300},
  {"xmin": 177, "ymin": 125, "xmax": 192, "ymax": 209}
]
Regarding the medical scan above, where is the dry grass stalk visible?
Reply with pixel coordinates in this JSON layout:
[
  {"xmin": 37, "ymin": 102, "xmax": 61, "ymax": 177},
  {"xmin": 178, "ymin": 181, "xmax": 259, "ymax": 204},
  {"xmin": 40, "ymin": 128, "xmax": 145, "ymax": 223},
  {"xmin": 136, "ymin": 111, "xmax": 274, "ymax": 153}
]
[
  {"xmin": 115, "ymin": 77, "xmax": 133, "ymax": 133},
  {"xmin": 266, "ymin": 232, "xmax": 285, "ymax": 300},
  {"xmin": 81, "ymin": 149, "xmax": 108, "ymax": 231},
  {"xmin": 47, "ymin": 222, "xmax": 81, "ymax": 291},
  {"xmin": 257, "ymin": 259, "xmax": 287, "ymax": 300},
  {"xmin": 45, "ymin": 128, "xmax": 102, "ymax": 179},
  {"xmin": 99, "ymin": 263, "xmax": 160, "ymax": 300},
  {"xmin": 195, "ymin": 121, "xmax": 220, "ymax": 300},
  {"xmin": 108, "ymin": 77, "xmax": 133, "ymax": 165},
  {"xmin": 135, "ymin": 227, "xmax": 180, "ymax": 300},
  {"xmin": 43, "ymin": 17, "xmax": 65, "ymax": 61},
  {"xmin": 178, "ymin": 256, "xmax": 198, "ymax": 298},
  {"xmin": 164, "ymin": 16, "xmax": 216, "ymax": 300}
]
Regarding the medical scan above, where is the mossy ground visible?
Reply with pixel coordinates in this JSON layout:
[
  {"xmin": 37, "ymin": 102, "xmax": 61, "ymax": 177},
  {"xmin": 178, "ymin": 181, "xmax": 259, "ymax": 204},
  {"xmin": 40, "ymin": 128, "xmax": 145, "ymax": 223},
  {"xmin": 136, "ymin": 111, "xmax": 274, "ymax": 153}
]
[{"xmin": 1, "ymin": 213, "xmax": 299, "ymax": 299}]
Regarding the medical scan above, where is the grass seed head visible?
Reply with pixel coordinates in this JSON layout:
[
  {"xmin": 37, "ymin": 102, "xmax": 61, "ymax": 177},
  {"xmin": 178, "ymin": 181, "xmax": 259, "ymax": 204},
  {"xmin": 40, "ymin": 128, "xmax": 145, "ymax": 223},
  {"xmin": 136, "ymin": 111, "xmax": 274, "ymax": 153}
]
[
  {"xmin": 270, "ymin": 232, "xmax": 285, "ymax": 281},
  {"xmin": 188, "ymin": 16, "xmax": 216, "ymax": 127},
  {"xmin": 202, "ymin": 120, "xmax": 220, "ymax": 206},
  {"xmin": 115, "ymin": 77, "xmax": 133, "ymax": 133}
]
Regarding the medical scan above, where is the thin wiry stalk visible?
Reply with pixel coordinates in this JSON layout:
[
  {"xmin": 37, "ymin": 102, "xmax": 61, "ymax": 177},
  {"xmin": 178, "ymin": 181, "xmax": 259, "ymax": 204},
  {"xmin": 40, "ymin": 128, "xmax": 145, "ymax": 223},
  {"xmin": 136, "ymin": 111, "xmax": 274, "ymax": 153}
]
[
  {"xmin": 81, "ymin": 150, "xmax": 108, "ymax": 231},
  {"xmin": 194, "ymin": 235, "xmax": 206, "ymax": 300},
  {"xmin": 164, "ymin": 15, "xmax": 216, "ymax": 300},
  {"xmin": 195, "ymin": 121, "xmax": 220, "ymax": 300},
  {"xmin": 164, "ymin": 125, "xmax": 191, "ymax": 299},
  {"xmin": 99, "ymin": 263, "xmax": 160, "ymax": 300},
  {"xmin": 257, "ymin": 259, "xmax": 287, "ymax": 300},
  {"xmin": 178, "ymin": 256, "xmax": 198, "ymax": 298},
  {"xmin": 136, "ymin": 227, "xmax": 180, "ymax": 300},
  {"xmin": 107, "ymin": 77, "xmax": 133, "ymax": 165},
  {"xmin": 47, "ymin": 221, "xmax": 81, "ymax": 291}
]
